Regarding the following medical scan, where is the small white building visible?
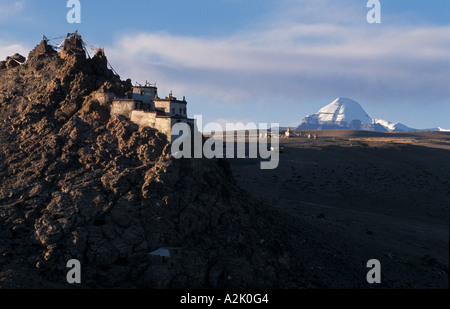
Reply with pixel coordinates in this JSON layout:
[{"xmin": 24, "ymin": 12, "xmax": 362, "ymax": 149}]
[
  {"xmin": 111, "ymin": 82, "xmax": 195, "ymax": 141},
  {"xmin": 285, "ymin": 127, "xmax": 291, "ymax": 137}
]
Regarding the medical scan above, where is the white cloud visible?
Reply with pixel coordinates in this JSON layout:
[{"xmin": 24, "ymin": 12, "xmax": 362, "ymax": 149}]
[
  {"xmin": 0, "ymin": 1, "xmax": 24, "ymax": 20},
  {"xmin": 0, "ymin": 41, "xmax": 29, "ymax": 60},
  {"xmin": 104, "ymin": 0, "xmax": 450, "ymax": 129},
  {"xmin": 107, "ymin": 21, "xmax": 450, "ymax": 104}
]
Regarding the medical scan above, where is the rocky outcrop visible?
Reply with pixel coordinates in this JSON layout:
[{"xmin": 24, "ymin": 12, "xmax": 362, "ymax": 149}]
[
  {"xmin": 59, "ymin": 32, "xmax": 86, "ymax": 61},
  {"xmin": 28, "ymin": 40, "xmax": 57, "ymax": 61},
  {"xmin": 0, "ymin": 53, "xmax": 26, "ymax": 70},
  {"xmin": 0, "ymin": 34, "xmax": 300, "ymax": 288}
]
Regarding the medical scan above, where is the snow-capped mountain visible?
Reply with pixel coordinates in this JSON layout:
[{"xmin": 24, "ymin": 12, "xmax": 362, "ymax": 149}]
[
  {"xmin": 314, "ymin": 97, "xmax": 372, "ymax": 125},
  {"xmin": 371, "ymin": 118, "xmax": 416, "ymax": 132},
  {"xmin": 296, "ymin": 97, "xmax": 417, "ymax": 132}
]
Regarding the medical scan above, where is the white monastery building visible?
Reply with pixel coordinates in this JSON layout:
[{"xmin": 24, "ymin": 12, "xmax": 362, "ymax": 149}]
[{"xmin": 111, "ymin": 82, "xmax": 195, "ymax": 141}]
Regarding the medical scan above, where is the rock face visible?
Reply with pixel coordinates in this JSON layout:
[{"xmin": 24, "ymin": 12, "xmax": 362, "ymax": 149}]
[
  {"xmin": 0, "ymin": 34, "xmax": 298, "ymax": 288},
  {"xmin": 28, "ymin": 40, "xmax": 57, "ymax": 61},
  {"xmin": 0, "ymin": 53, "xmax": 26, "ymax": 70}
]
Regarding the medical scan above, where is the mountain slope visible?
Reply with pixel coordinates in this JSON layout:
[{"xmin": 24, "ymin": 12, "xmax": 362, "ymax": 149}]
[
  {"xmin": 0, "ymin": 34, "xmax": 300, "ymax": 288},
  {"xmin": 315, "ymin": 97, "xmax": 372, "ymax": 124}
]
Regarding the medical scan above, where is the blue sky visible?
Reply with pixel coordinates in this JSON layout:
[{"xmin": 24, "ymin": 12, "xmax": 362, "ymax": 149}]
[{"xmin": 1, "ymin": 0, "xmax": 450, "ymax": 129}]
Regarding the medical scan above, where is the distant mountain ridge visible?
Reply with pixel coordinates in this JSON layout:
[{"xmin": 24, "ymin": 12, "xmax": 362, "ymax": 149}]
[{"xmin": 295, "ymin": 97, "xmax": 446, "ymax": 132}]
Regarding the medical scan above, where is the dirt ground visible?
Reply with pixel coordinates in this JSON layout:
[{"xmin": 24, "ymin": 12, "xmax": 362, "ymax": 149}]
[{"xmin": 225, "ymin": 130, "xmax": 449, "ymax": 288}]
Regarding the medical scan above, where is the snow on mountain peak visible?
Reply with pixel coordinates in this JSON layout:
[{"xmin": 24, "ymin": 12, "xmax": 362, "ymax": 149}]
[
  {"xmin": 297, "ymin": 97, "xmax": 446, "ymax": 132},
  {"xmin": 297, "ymin": 97, "xmax": 419, "ymax": 132},
  {"xmin": 317, "ymin": 97, "xmax": 372, "ymax": 125}
]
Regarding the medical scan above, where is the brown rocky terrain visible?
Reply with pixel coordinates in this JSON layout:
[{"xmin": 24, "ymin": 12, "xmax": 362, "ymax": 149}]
[
  {"xmin": 0, "ymin": 34, "xmax": 299, "ymax": 289},
  {"xmin": 228, "ymin": 130, "xmax": 449, "ymax": 288}
]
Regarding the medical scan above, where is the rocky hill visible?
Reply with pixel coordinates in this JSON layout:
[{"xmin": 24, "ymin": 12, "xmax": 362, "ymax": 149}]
[{"xmin": 0, "ymin": 34, "xmax": 299, "ymax": 288}]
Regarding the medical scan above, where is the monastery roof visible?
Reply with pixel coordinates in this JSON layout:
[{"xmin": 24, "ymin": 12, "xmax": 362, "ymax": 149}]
[{"xmin": 154, "ymin": 97, "xmax": 187, "ymax": 104}]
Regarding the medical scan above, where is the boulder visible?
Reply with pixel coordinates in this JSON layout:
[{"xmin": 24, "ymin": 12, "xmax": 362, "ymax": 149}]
[
  {"xmin": 11, "ymin": 53, "xmax": 25, "ymax": 63},
  {"xmin": 5, "ymin": 57, "xmax": 19, "ymax": 69}
]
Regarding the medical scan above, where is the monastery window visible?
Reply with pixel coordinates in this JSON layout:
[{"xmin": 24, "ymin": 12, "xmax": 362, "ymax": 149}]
[{"xmin": 172, "ymin": 108, "xmax": 175, "ymax": 114}]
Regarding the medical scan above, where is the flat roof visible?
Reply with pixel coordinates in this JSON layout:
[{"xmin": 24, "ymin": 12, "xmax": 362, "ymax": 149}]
[
  {"xmin": 133, "ymin": 85, "xmax": 157, "ymax": 89},
  {"xmin": 154, "ymin": 98, "xmax": 187, "ymax": 104}
]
